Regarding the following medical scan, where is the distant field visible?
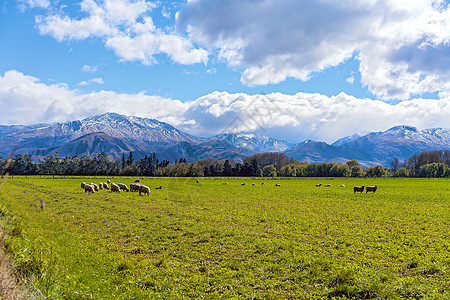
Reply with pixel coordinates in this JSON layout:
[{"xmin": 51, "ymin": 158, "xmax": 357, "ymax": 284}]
[{"xmin": 0, "ymin": 177, "xmax": 449, "ymax": 299}]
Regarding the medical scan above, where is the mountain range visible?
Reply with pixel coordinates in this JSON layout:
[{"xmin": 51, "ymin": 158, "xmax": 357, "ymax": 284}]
[{"xmin": 0, "ymin": 113, "xmax": 449, "ymax": 167}]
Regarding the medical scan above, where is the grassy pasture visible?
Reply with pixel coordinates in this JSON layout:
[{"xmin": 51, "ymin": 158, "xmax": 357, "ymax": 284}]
[{"xmin": 0, "ymin": 177, "xmax": 450, "ymax": 299}]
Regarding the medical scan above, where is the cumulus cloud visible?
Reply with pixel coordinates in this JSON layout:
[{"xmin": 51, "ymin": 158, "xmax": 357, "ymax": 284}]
[
  {"xmin": 0, "ymin": 70, "xmax": 187, "ymax": 126},
  {"xmin": 1, "ymin": 70, "xmax": 449, "ymax": 143},
  {"xmin": 36, "ymin": 0, "xmax": 208, "ymax": 65},
  {"xmin": 182, "ymin": 91, "xmax": 450, "ymax": 143},
  {"xmin": 78, "ymin": 77, "xmax": 104, "ymax": 86},
  {"xmin": 177, "ymin": 0, "xmax": 450, "ymax": 99}
]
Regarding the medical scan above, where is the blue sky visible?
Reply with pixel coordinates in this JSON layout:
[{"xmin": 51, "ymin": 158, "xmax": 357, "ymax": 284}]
[{"xmin": 1, "ymin": 0, "xmax": 450, "ymax": 143}]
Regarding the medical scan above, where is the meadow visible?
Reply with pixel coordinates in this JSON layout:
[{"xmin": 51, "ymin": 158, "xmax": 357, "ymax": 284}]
[{"xmin": 0, "ymin": 176, "xmax": 449, "ymax": 299}]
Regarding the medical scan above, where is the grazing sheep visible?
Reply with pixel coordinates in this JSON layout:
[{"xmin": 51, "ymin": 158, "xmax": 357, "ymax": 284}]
[
  {"xmin": 111, "ymin": 183, "xmax": 121, "ymax": 193},
  {"xmin": 130, "ymin": 183, "xmax": 142, "ymax": 192},
  {"xmin": 354, "ymin": 186, "xmax": 365, "ymax": 193},
  {"xmin": 84, "ymin": 184, "xmax": 95, "ymax": 194},
  {"xmin": 118, "ymin": 183, "xmax": 129, "ymax": 192},
  {"xmin": 99, "ymin": 183, "xmax": 103, "ymax": 190},
  {"xmin": 340, "ymin": 184, "xmax": 345, "ymax": 187},
  {"xmin": 103, "ymin": 182, "xmax": 110, "ymax": 190},
  {"xmin": 92, "ymin": 184, "xmax": 99, "ymax": 191},
  {"xmin": 241, "ymin": 183, "xmax": 245, "ymax": 186},
  {"xmin": 261, "ymin": 182, "xmax": 265, "ymax": 185},
  {"xmin": 155, "ymin": 185, "xmax": 163, "ymax": 190},
  {"xmin": 81, "ymin": 182, "xmax": 86, "ymax": 189},
  {"xmin": 275, "ymin": 183, "xmax": 281, "ymax": 187},
  {"xmin": 107, "ymin": 180, "xmax": 111, "ymax": 184},
  {"xmin": 315, "ymin": 184, "xmax": 322, "ymax": 187},
  {"xmin": 139, "ymin": 185, "xmax": 150, "ymax": 196},
  {"xmin": 252, "ymin": 183, "xmax": 256, "ymax": 186},
  {"xmin": 134, "ymin": 179, "xmax": 140, "ymax": 183},
  {"xmin": 196, "ymin": 179, "xmax": 199, "ymax": 183},
  {"xmin": 366, "ymin": 185, "xmax": 378, "ymax": 193},
  {"xmin": 325, "ymin": 184, "xmax": 332, "ymax": 187}
]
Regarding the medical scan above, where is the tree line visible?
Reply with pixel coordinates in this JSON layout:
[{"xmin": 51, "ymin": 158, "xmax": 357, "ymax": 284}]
[{"xmin": 1, "ymin": 150, "xmax": 449, "ymax": 178}]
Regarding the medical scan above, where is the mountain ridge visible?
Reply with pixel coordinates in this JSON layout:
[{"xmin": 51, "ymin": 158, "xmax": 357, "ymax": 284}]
[{"xmin": 0, "ymin": 113, "xmax": 449, "ymax": 167}]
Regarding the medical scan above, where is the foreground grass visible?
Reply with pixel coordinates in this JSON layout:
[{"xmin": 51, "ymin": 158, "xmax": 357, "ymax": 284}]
[{"xmin": 0, "ymin": 177, "xmax": 449, "ymax": 299}]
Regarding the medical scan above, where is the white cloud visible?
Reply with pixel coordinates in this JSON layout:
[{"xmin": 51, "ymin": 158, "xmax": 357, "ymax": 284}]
[
  {"xmin": 161, "ymin": 6, "xmax": 170, "ymax": 19},
  {"xmin": 0, "ymin": 70, "xmax": 187, "ymax": 126},
  {"xmin": 346, "ymin": 76, "xmax": 354, "ymax": 85},
  {"xmin": 18, "ymin": 0, "xmax": 50, "ymax": 11},
  {"xmin": 35, "ymin": 0, "xmax": 208, "ymax": 65},
  {"xmin": 182, "ymin": 91, "xmax": 450, "ymax": 143},
  {"xmin": 178, "ymin": 0, "xmax": 450, "ymax": 100},
  {"xmin": 78, "ymin": 77, "xmax": 104, "ymax": 86},
  {"xmin": 81, "ymin": 65, "xmax": 99, "ymax": 73},
  {"xmin": 1, "ymin": 70, "xmax": 449, "ymax": 143}
]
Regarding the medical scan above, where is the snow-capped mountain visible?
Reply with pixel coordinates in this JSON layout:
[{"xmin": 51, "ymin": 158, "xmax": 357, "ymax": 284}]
[
  {"xmin": 285, "ymin": 126, "xmax": 450, "ymax": 167},
  {"xmin": 211, "ymin": 132, "xmax": 292, "ymax": 154},
  {"xmin": 0, "ymin": 114, "xmax": 448, "ymax": 166}
]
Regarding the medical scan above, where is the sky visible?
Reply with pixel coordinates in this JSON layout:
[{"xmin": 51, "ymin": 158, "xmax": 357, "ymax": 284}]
[{"xmin": 1, "ymin": 0, "xmax": 450, "ymax": 143}]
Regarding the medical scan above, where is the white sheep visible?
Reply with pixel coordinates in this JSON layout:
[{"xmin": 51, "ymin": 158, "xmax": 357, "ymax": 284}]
[
  {"xmin": 275, "ymin": 183, "xmax": 281, "ymax": 186},
  {"xmin": 139, "ymin": 185, "xmax": 150, "ymax": 196},
  {"xmin": 92, "ymin": 183, "xmax": 99, "ymax": 191},
  {"xmin": 84, "ymin": 184, "xmax": 95, "ymax": 194},
  {"xmin": 81, "ymin": 182, "xmax": 86, "ymax": 189},
  {"xmin": 111, "ymin": 183, "xmax": 121, "ymax": 193},
  {"xmin": 118, "ymin": 183, "xmax": 129, "ymax": 192},
  {"xmin": 325, "ymin": 184, "xmax": 332, "ymax": 187},
  {"xmin": 99, "ymin": 182, "xmax": 103, "ymax": 190},
  {"xmin": 103, "ymin": 183, "xmax": 110, "ymax": 190},
  {"xmin": 340, "ymin": 184, "xmax": 345, "ymax": 187},
  {"xmin": 130, "ymin": 183, "xmax": 142, "ymax": 192}
]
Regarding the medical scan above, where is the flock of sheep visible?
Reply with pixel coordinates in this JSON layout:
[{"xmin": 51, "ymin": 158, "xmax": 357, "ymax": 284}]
[
  {"xmin": 219, "ymin": 180, "xmax": 379, "ymax": 193},
  {"xmin": 81, "ymin": 179, "xmax": 378, "ymax": 196},
  {"xmin": 81, "ymin": 180, "xmax": 155, "ymax": 196}
]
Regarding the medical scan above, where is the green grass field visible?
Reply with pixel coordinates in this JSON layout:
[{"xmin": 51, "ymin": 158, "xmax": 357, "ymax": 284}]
[{"xmin": 0, "ymin": 177, "xmax": 449, "ymax": 299}]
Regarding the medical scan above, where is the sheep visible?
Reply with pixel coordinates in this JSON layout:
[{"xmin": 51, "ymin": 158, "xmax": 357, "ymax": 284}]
[
  {"xmin": 252, "ymin": 183, "xmax": 256, "ymax": 186},
  {"xmin": 353, "ymin": 186, "xmax": 365, "ymax": 193},
  {"xmin": 275, "ymin": 183, "xmax": 281, "ymax": 187},
  {"xmin": 134, "ymin": 179, "xmax": 140, "ymax": 183},
  {"xmin": 241, "ymin": 183, "xmax": 245, "ymax": 186},
  {"xmin": 107, "ymin": 179, "xmax": 111, "ymax": 184},
  {"xmin": 111, "ymin": 183, "xmax": 121, "ymax": 193},
  {"xmin": 103, "ymin": 182, "xmax": 110, "ymax": 190},
  {"xmin": 261, "ymin": 182, "xmax": 265, "ymax": 185},
  {"xmin": 139, "ymin": 185, "xmax": 150, "ymax": 196},
  {"xmin": 315, "ymin": 184, "xmax": 322, "ymax": 187},
  {"xmin": 118, "ymin": 183, "xmax": 129, "ymax": 192},
  {"xmin": 340, "ymin": 184, "xmax": 345, "ymax": 187},
  {"xmin": 84, "ymin": 184, "xmax": 95, "ymax": 194},
  {"xmin": 366, "ymin": 185, "xmax": 378, "ymax": 193},
  {"xmin": 222, "ymin": 183, "xmax": 228, "ymax": 185},
  {"xmin": 155, "ymin": 185, "xmax": 163, "ymax": 189},
  {"xmin": 325, "ymin": 184, "xmax": 332, "ymax": 187},
  {"xmin": 196, "ymin": 179, "xmax": 199, "ymax": 183},
  {"xmin": 92, "ymin": 183, "xmax": 99, "ymax": 191},
  {"xmin": 99, "ymin": 182, "xmax": 103, "ymax": 190},
  {"xmin": 130, "ymin": 183, "xmax": 142, "ymax": 192},
  {"xmin": 81, "ymin": 182, "xmax": 86, "ymax": 189}
]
